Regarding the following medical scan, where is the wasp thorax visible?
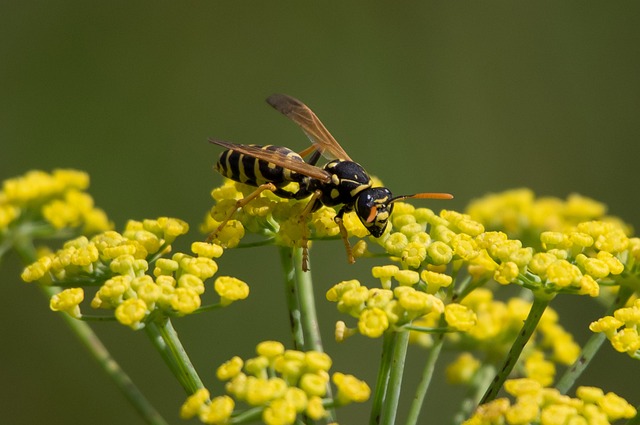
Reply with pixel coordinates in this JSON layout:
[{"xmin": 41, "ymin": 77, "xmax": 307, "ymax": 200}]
[
  {"xmin": 354, "ymin": 187, "xmax": 394, "ymax": 238},
  {"xmin": 316, "ymin": 160, "xmax": 372, "ymax": 206}
]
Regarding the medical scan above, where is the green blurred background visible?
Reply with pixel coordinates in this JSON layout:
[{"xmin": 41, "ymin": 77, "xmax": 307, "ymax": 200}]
[{"xmin": 2, "ymin": 2, "xmax": 639, "ymax": 424}]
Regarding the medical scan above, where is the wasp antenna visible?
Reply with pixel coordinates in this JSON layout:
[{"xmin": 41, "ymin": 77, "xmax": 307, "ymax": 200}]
[{"xmin": 389, "ymin": 192, "xmax": 454, "ymax": 203}]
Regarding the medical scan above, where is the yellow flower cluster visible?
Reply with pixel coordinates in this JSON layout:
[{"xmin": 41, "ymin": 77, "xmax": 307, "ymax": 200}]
[
  {"xmin": 326, "ymin": 274, "xmax": 447, "ymax": 339},
  {"xmin": 0, "ymin": 169, "xmax": 111, "ymax": 234},
  {"xmin": 466, "ymin": 189, "xmax": 609, "ymax": 242},
  {"xmin": 463, "ymin": 379, "xmax": 636, "ymax": 425},
  {"xmin": 590, "ymin": 298, "xmax": 640, "ymax": 358},
  {"xmin": 417, "ymin": 288, "xmax": 578, "ymax": 386},
  {"xmin": 201, "ymin": 179, "xmax": 368, "ymax": 249},
  {"xmin": 180, "ymin": 340, "xmax": 370, "ymax": 425},
  {"xmin": 21, "ymin": 218, "xmax": 248, "ymax": 329}
]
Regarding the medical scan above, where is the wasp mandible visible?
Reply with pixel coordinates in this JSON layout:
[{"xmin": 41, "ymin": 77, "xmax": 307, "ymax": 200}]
[{"xmin": 209, "ymin": 94, "xmax": 453, "ymax": 271}]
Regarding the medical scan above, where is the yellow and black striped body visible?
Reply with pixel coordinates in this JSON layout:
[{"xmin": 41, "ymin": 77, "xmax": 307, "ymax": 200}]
[{"xmin": 216, "ymin": 144, "xmax": 313, "ymax": 198}]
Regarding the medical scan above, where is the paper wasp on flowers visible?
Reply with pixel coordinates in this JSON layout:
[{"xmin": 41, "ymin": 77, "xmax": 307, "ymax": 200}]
[{"xmin": 209, "ymin": 94, "xmax": 453, "ymax": 271}]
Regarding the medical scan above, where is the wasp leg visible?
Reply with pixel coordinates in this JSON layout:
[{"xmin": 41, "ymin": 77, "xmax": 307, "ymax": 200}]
[
  {"xmin": 207, "ymin": 182, "xmax": 277, "ymax": 242},
  {"xmin": 334, "ymin": 207, "xmax": 355, "ymax": 265},
  {"xmin": 298, "ymin": 189, "xmax": 323, "ymax": 272}
]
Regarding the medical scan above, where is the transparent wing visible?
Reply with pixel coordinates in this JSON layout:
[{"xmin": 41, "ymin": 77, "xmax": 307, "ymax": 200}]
[
  {"xmin": 209, "ymin": 139, "xmax": 332, "ymax": 183},
  {"xmin": 266, "ymin": 94, "xmax": 353, "ymax": 161}
]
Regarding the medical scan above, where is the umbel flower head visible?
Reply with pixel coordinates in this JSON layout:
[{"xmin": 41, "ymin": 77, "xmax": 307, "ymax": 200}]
[
  {"xmin": 463, "ymin": 379, "xmax": 636, "ymax": 425},
  {"xmin": 323, "ymin": 189, "xmax": 638, "ymax": 399},
  {"xmin": 21, "ymin": 217, "xmax": 249, "ymax": 329},
  {"xmin": 0, "ymin": 169, "xmax": 111, "ymax": 236},
  {"xmin": 180, "ymin": 340, "xmax": 370, "ymax": 425}
]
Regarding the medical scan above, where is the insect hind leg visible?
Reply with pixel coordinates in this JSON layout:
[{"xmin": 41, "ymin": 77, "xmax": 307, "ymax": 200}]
[
  {"xmin": 207, "ymin": 183, "xmax": 277, "ymax": 243},
  {"xmin": 297, "ymin": 189, "xmax": 323, "ymax": 272}
]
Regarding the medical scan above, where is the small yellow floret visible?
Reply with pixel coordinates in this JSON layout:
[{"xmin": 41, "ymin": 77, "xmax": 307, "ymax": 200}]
[
  {"xmin": 427, "ymin": 240, "xmax": 453, "ymax": 265},
  {"xmin": 191, "ymin": 241, "xmax": 224, "ymax": 258},
  {"xmin": 299, "ymin": 373, "xmax": 328, "ymax": 398},
  {"xmin": 179, "ymin": 388, "xmax": 210, "ymax": 419},
  {"xmin": 395, "ymin": 269, "xmax": 420, "ymax": 286},
  {"xmin": 115, "ymin": 298, "xmax": 148, "ymax": 329},
  {"xmin": 214, "ymin": 276, "xmax": 250, "ymax": 306},
  {"xmin": 171, "ymin": 287, "xmax": 201, "ymax": 314},
  {"xmin": 217, "ymin": 356, "xmax": 244, "ymax": 381},
  {"xmin": 257, "ymin": 341, "xmax": 285, "ymax": 360},
  {"xmin": 357, "ymin": 308, "xmax": 389, "ymax": 338},
  {"xmin": 332, "ymin": 372, "xmax": 371, "ymax": 404},
  {"xmin": 199, "ymin": 395, "xmax": 235, "ymax": 424},
  {"xmin": 446, "ymin": 353, "xmax": 480, "ymax": 385},
  {"xmin": 306, "ymin": 395, "xmax": 327, "ymax": 420},
  {"xmin": 262, "ymin": 398, "xmax": 296, "ymax": 425},
  {"xmin": 371, "ymin": 265, "xmax": 398, "ymax": 289},
  {"xmin": 494, "ymin": 261, "xmax": 519, "ymax": 285},
  {"xmin": 49, "ymin": 287, "xmax": 84, "ymax": 318},
  {"xmin": 444, "ymin": 303, "xmax": 477, "ymax": 331}
]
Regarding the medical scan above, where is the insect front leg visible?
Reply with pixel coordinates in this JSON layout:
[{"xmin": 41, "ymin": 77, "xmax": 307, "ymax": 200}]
[
  {"xmin": 334, "ymin": 206, "xmax": 356, "ymax": 266},
  {"xmin": 207, "ymin": 183, "xmax": 277, "ymax": 243}
]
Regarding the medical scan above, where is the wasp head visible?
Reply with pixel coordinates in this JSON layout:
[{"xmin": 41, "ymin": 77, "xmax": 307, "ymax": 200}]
[{"xmin": 354, "ymin": 187, "xmax": 394, "ymax": 238}]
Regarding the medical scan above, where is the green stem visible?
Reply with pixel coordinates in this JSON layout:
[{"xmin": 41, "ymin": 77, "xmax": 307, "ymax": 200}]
[
  {"xmin": 145, "ymin": 317, "xmax": 204, "ymax": 394},
  {"xmin": 405, "ymin": 331, "xmax": 445, "ymax": 425},
  {"xmin": 293, "ymin": 247, "xmax": 324, "ymax": 352},
  {"xmin": 479, "ymin": 293, "xmax": 553, "ymax": 405},
  {"xmin": 278, "ymin": 246, "xmax": 335, "ymax": 422},
  {"xmin": 370, "ymin": 331, "xmax": 395, "ymax": 425},
  {"xmin": 555, "ymin": 285, "xmax": 635, "ymax": 394},
  {"xmin": 14, "ymin": 238, "xmax": 168, "ymax": 425},
  {"xmin": 278, "ymin": 246, "xmax": 306, "ymax": 350},
  {"xmin": 380, "ymin": 330, "xmax": 410, "ymax": 425}
]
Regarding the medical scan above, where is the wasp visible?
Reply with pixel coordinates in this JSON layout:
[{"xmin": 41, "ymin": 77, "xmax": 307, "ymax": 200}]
[{"xmin": 209, "ymin": 94, "xmax": 453, "ymax": 271}]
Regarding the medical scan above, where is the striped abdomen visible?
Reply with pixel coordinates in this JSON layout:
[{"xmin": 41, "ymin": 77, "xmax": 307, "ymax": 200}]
[{"xmin": 215, "ymin": 144, "xmax": 306, "ymax": 188}]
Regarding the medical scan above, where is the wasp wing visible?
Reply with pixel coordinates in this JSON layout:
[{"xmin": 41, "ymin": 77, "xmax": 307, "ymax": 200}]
[
  {"xmin": 266, "ymin": 94, "xmax": 353, "ymax": 162},
  {"xmin": 209, "ymin": 139, "xmax": 332, "ymax": 183}
]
